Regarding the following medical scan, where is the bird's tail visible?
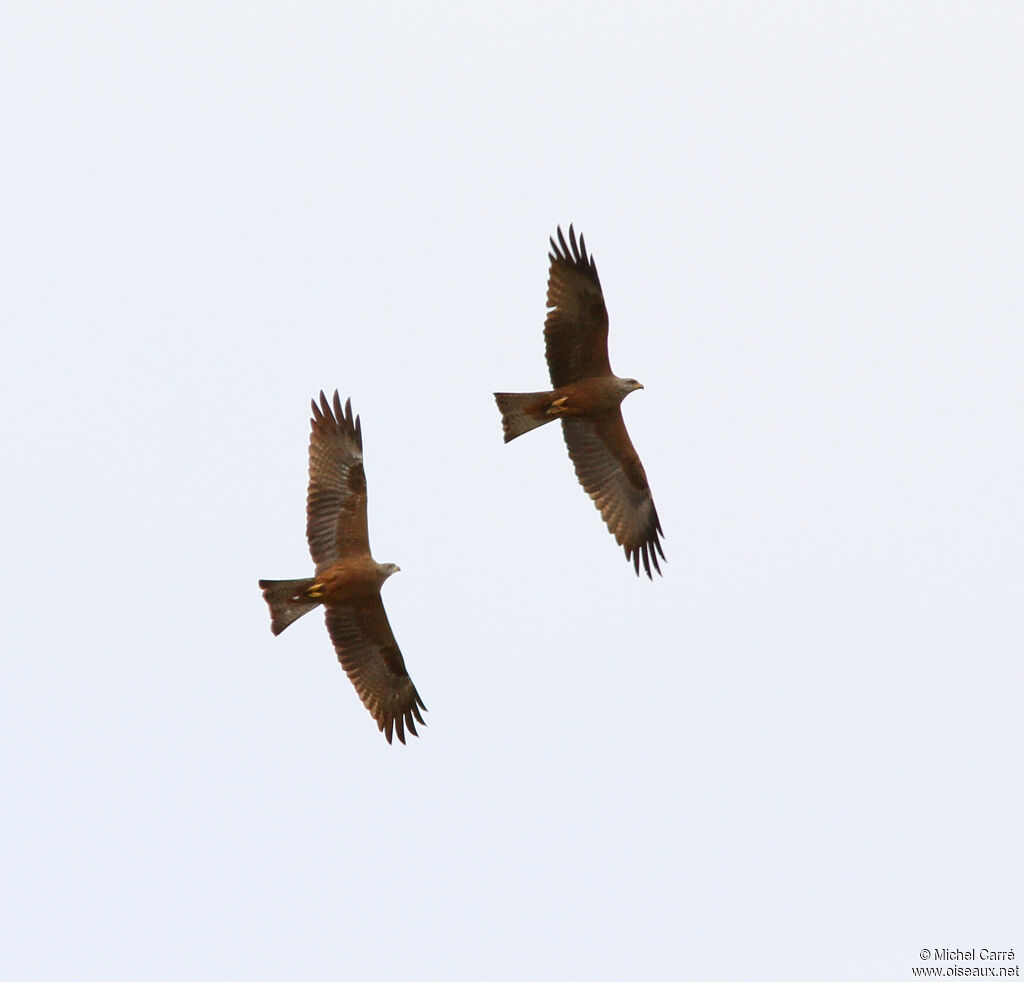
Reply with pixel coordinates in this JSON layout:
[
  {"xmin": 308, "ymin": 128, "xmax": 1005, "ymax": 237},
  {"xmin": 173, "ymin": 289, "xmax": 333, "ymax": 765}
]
[
  {"xmin": 258, "ymin": 578, "xmax": 320, "ymax": 636},
  {"xmin": 494, "ymin": 391, "xmax": 558, "ymax": 443}
]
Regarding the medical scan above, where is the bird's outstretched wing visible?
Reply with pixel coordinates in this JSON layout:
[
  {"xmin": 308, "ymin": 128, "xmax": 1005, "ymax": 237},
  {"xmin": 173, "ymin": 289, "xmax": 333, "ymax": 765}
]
[
  {"xmin": 561, "ymin": 413, "xmax": 665, "ymax": 578},
  {"xmin": 544, "ymin": 225, "xmax": 612, "ymax": 387},
  {"xmin": 325, "ymin": 599, "xmax": 427, "ymax": 744},
  {"xmin": 306, "ymin": 391, "xmax": 369, "ymax": 573}
]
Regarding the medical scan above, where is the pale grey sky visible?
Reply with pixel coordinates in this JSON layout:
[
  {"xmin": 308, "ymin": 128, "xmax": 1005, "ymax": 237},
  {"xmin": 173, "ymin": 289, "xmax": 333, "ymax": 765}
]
[{"xmin": 2, "ymin": 3, "xmax": 1021, "ymax": 980}]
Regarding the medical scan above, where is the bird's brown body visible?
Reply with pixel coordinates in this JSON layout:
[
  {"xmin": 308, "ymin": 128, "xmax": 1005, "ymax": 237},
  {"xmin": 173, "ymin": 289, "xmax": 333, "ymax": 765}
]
[
  {"xmin": 259, "ymin": 391, "xmax": 425, "ymax": 744},
  {"xmin": 494, "ymin": 225, "xmax": 665, "ymax": 577},
  {"xmin": 311, "ymin": 557, "xmax": 396, "ymax": 605},
  {"xmin": 496, "ymin": 375, "xmax": 642, "ymax": 439},
  {"xmin": 535, "ymin": 376, "xmax": 635, "ymax": 417}
]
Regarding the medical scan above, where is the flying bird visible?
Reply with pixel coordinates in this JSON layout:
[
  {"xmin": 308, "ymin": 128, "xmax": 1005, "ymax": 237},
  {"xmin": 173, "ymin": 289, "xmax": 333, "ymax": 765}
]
[
  {"xmin": 259, "ymin": 391, "xmax": 426, "ymax": 744},
  {"xmin": 494, "ymin": 225, "xmax": 665, "ymax": 577}
]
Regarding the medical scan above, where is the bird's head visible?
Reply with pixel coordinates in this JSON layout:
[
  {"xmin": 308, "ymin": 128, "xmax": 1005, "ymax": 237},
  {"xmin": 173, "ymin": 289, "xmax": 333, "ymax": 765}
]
[
  {"xmin": 379, "ymin": 562, "xmax": 401, "ymax": 582},
  {"xmin": 619, "ymin": 377, "xmax": 644, "ymax": 398}
]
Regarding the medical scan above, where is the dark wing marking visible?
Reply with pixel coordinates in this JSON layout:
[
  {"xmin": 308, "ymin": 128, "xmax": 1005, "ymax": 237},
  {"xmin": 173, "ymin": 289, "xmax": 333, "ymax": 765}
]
[
  {"xmin": 306, "ymin": 391, "xmax": 369, "ymax": 573},
  {"xmin": 544, "ymin": 225, "xmax": 612, "ymax": 387},
  {"xmin": 561, "ymin": 413, "xmax": 665, "ymax": 578},
  {"xmin": 324, "ymin": 599, "xmax": 427, "ymax": 745}
]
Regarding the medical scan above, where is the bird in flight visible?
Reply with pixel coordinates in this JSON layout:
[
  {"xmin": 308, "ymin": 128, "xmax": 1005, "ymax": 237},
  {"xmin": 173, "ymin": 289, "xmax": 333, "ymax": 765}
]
[
  {"xmin": 494, "ymin": 225, "xmax": 665, "ymax": 577},
  {"xmin": 259, "ymin": 391, "xmax": 426, "ymax": 744}
]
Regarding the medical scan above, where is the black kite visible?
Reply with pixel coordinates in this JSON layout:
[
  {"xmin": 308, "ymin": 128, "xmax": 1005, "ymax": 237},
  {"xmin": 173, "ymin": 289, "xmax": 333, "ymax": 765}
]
[
  {"xmin": 494, "ymin": 225, "xmax": 665, "ymax": 577},
  {"xmin": 259, "ymin": 391, "xmax": 426, "ymax": 744}
]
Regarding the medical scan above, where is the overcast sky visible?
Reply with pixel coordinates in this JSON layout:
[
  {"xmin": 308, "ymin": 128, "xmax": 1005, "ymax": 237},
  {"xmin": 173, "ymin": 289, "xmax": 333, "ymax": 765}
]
[{"xmin": 2, "ymin": 3, "xmax": 1021, "ymax": 980}]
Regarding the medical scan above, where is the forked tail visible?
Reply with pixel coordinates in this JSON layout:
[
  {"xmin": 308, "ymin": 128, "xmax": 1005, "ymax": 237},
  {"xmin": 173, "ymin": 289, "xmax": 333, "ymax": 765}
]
[
  {"xmin": 493, "ymin": 391, "xmax": 558, "ymax": 443},
  {"xmin": 258, "ymin": 578, "xmax": 320, "ymax": 636}
]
